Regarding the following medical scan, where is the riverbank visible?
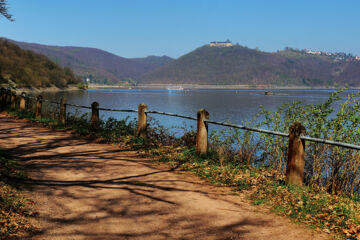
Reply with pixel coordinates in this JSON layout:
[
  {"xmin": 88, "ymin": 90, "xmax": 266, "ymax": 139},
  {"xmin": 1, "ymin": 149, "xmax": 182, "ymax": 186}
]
[
  {"xmin": 0, "ymin": 84, "xmax": 81, "ymax": 94},
  {"xmin": 0, "ymin": 112, "xmax": 331, "ymax": 240},
  {"xmin": 2, "ymin": 104, "xmax": 360, "ymax": 239},
  {"xmin": 88, "ymin": 83, "xmax": 360, "ymax": 90},
  {"xmin": 2, "ymin": 88, "xmax": 360, "ymax": 238}
]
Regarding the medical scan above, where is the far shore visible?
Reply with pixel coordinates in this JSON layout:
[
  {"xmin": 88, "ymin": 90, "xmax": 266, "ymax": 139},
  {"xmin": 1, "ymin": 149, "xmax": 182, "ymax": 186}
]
[
  {"xmin": 3, "ymin": 84, "xmax": 360, "ymax": 93},
  {"xmin": 88, "ymin": 83, "xmax": 360, "ymax": 90},
  {"xmin": 0, "ymin": 85, "xmax": 81, "ymax": 94}
]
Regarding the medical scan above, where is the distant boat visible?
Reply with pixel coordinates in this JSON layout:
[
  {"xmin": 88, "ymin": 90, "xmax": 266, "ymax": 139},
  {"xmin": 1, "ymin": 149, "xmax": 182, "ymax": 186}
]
[
  {"xmin": 264, "ymin": 91, "xmax": 273, "ymax": 95},
  {"xmin": 167, "ymin": 86, "xmax": 184, "ymax": 91}
]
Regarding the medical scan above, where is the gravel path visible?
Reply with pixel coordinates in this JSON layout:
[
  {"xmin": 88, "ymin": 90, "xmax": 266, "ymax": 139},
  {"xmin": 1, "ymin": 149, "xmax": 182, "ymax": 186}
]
[{"xmin": 0, "ymin": 113, "xmax": 329, "ymax": 240}]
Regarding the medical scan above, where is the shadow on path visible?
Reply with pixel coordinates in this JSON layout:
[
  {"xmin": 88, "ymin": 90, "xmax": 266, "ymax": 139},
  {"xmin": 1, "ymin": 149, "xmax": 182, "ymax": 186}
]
[{"xmin": 0, "ymin": 113, "xmax": 326, "ymax": 240}]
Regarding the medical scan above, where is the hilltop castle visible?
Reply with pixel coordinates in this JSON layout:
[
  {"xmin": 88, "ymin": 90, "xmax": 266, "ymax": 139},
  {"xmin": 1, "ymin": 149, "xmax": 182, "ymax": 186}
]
[{"xmin": 209, "ymin": 40, "xmax": 232, "ymax": 47}]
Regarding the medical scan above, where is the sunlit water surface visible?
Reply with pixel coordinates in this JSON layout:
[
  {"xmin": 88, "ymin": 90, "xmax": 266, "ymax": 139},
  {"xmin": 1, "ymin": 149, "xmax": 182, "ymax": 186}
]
[{"xmin": 39, "ymin": 89, "xmax": 359, "ymax": 135}]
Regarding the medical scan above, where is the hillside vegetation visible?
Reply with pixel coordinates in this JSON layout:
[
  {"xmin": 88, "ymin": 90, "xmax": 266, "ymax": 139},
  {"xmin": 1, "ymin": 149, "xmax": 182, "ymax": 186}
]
[
  {"xmin": 0, "ymin": 39, "xmax": 81, "ymax": 88},
  {"xmin": 10, "ymin": 39, "xmax": 173, "ymax": 85},
  {"xmin": 9, "ymin": 38, "xmax": 360, "ymax": 87},
  {"xmin": 139, "ymin": 45, "xmax": 360, "ymax": 87}
]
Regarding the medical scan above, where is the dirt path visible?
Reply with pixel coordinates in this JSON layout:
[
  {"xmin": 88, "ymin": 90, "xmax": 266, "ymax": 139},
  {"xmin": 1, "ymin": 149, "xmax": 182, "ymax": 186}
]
[{"xmin": 0, "ymin": 113, "xmax": 329, "ymax": 240}]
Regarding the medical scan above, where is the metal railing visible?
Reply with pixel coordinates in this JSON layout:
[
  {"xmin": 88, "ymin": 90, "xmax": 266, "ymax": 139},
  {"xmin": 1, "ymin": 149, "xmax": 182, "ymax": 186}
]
[
  {"xmin": 3, "ymin": 88, "xmax": 360, "ymax": 185},
  {"xmin": 1, "ymin": 88, "xmax": 360, "ymax": 151}
]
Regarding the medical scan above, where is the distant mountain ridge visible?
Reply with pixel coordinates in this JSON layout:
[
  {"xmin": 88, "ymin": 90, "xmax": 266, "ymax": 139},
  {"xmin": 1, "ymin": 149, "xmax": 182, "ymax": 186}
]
[
  {"xmin": 8, "ymin": 38, "xmax": 360, "ymax": 87},
  {"xmin": 8, "ymin": 39, "xmax": 173, "ymax": 84},
  {"xmin": 139, "ymin": 45, "xmax": 360, "ymax": 87}
]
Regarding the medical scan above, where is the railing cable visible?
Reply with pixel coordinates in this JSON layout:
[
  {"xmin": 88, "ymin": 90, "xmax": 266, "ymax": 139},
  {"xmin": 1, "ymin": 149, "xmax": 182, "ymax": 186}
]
[
  {"xmin": 300, "ymin": 136, "xmax": 360, "ymax": 150},
  {"xmin": 98, "ymin": 107, "xmax": 137, "ymax": 113},
  {"xmin": 204, "ymin": 119, "xmax": 289, "ymax": 137},
  {"xmin": 65, "ymin": 103, "xmax": 92, "ymax": 109},
  {"xmin": 146, "ymin": 110, "xmax": 197, "ymax": 121},
  {"xmin": 205, "ymin": 119, "xmax": 360, "ymax": 150},
  {"xmin": 13, "ymin": 92, "xmax": 360, "ymax": 150}
]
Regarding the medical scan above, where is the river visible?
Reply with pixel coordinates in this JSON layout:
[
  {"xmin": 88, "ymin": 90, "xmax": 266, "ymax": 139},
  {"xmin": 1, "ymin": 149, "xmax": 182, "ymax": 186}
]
[{"xmin": 39, "ymin": 88, "xmax": 359, "ymax": 134}]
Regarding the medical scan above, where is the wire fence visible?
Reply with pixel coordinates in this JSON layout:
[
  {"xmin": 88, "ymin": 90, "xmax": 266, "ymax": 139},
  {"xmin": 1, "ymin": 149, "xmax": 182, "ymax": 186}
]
[
  {"xmin": 55, "ymin": 97, "xmax": 360, "ymax": 150},
  {"xmin": 4, "ymin": 88, "xmax": 360, "ymax": 190},
  {"xmin": 146, "ymin": 110, "xmax": 197, "ymax": 121},
  {"xmin": 2, "ymin": 88, "xmax": 360, "ymax": 151}
]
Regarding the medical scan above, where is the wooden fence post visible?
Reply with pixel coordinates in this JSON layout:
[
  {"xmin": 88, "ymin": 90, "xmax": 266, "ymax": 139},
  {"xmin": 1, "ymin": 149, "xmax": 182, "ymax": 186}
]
[
  {"xmin": 10, "ymin": 92, "xmax": 16, "ymax": 109},
  {"xmin": 16, "ymin": 94, "xmax": 20, "ymax": 109},
  {"xmin": 196, "ymin": 108, "xmax": 209, "ymax": 155},
  {"xmin": 91, "ymin": 101, "xmax": 100, "ymax": 129},
  {"xmin": 286, "ymin": 122, "xmax": 306, "ymax": 186},
  {"xmin": 59, "ymin": 97, "xmax": 66, "ymax": 125},
  {"xmin": 35, "ymin": 95, "xmax": 43, "ymax": 119},
  {"xmin": 137, "ymin": 103, "xmax": 148, "ymax": 139},
  {"xmin": 26, "ymin": 95, "xmax": 31, "ymax": 112},
  {"xmin": 5, "ymin": 89, "xmax": 11, "ymax": 107},
  {"xmin": 19, "ymin": 92, "xmax": 26, "ymax": 110},
  {"xmin": 0, "ymin": 87, "xmax": 5, "ymax": 108}
]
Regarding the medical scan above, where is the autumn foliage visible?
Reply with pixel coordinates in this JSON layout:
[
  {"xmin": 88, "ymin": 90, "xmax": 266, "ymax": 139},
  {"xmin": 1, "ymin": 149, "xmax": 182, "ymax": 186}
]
[
  {"xmin": 0, "ymin": 149, "xmax": 37, "ymax": 239},
  {"xmin": 0, "ymin": 39, "xmax": 81, "ymax": 88}
]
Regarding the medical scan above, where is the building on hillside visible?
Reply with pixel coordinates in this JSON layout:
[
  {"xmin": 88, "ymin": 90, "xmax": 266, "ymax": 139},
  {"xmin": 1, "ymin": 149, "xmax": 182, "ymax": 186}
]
[
  {"xmin": 305, "ymin": 50, "xmax": 321, "ymax": 55},
  {"xmin": 209, "ymin": 40, "xmax": 232, "ymax": 47},
  {"xmin": 83, "ymin": 77, "xmax": 90, "ymax": 85}
]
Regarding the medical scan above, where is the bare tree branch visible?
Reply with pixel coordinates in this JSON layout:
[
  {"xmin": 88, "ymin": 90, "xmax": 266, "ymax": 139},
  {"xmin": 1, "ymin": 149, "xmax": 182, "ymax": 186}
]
[{"xmin": 0, "ymin": 0, "xmax": 14, "ymax": 21}]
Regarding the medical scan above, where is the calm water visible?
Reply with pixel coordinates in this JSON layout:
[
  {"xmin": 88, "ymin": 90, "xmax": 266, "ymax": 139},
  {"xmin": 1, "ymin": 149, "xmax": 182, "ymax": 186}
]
[{"xmin": 39, "ymin": 89, "xmax": 358, "ymax": 134}]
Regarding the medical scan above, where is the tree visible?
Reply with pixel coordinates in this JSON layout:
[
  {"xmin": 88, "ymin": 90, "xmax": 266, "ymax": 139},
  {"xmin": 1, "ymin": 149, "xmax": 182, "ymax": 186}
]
[{"xmin": 0, "ymin": 0, "xmax": 14, "ymax": 21}]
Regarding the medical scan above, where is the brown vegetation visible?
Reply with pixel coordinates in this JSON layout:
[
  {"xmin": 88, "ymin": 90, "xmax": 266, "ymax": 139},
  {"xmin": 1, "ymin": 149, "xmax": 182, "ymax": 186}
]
[
  {"xmin": 0, "ymin": 39, "xmax": 81, "ymax": 88},
  {"xmin": 0, "ymin": 112, "xmax": 329, "ymax": 240}
]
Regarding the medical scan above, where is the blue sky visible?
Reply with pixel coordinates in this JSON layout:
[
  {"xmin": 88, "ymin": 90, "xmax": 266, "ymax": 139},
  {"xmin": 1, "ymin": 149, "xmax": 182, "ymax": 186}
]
[{"xmin": 1, "ymin": 0, "xmax": 360, "ymax": 58}]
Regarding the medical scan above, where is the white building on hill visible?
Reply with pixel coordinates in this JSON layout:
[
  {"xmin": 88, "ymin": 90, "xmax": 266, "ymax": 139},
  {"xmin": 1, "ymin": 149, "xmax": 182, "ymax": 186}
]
[{"xmin": 209, "ymin": 40, "xmax": 232, "ymax": 47}]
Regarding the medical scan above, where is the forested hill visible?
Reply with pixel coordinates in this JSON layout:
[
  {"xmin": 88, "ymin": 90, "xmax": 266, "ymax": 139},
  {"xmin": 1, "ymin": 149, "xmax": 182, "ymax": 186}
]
[
  {"xmin": 0, "ymin": 39, "xmax": 81, "ymax": 88},
  {"xmin": 8, "ymin": 38, "xmax": 360, "ymax": 87},
  {"xmin": 10, "ymin": 39, "xmax": 174, "ymax": 85},
  {"xmin": 139, "ymin": 45, "xmax": 360, "ymax": 87}
]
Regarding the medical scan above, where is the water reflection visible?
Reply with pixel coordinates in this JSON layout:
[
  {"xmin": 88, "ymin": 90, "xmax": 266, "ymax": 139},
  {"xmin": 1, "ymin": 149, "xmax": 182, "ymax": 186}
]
[{"xmin": 38, "ymin": 89, "xmax": 359, "ymax": 135}]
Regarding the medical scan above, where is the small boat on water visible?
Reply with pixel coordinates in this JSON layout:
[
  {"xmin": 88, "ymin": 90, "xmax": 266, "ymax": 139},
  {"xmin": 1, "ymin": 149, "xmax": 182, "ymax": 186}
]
[
  {"xmin": 264, "ymin": 91, "xmax": 273, "ymax": 95},
  {"xmin": 167, "ymin": 86, "xmax": 184, "ymax": 91}
]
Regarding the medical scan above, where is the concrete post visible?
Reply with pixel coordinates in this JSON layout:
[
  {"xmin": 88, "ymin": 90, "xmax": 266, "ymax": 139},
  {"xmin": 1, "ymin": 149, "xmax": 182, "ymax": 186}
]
[
  {"xmin": 19, "ymin": 92, "xmax": 26, "ymax": 110},
  {"xmin": 196, "ymin": 109, "xmax": 209, "ymax": 155},
  {"xmin": 91, "ymin": 101, "xmax": 100, "ymax": 129},
  {"xmin": 59, "ymin": 97, "xmax": 66, "ymax": 125},
  {"xmin": 136, "ymin": 104, "xmax": 148, "ymax": 140},
  {"xmin": 286, "ymin": 122, "xmax": 306, "ymax": 186},
  {"xmin": 35, "ymin": 95, "xmax": 43, "ymax": 119}
]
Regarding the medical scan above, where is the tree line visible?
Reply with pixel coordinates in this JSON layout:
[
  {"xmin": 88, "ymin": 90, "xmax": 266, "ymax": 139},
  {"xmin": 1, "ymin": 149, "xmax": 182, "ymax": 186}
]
[{"xmin": 0, "ymin": 39, "xmax": 81, "ymax": 88}]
